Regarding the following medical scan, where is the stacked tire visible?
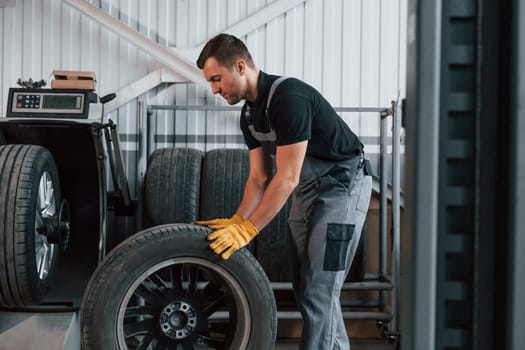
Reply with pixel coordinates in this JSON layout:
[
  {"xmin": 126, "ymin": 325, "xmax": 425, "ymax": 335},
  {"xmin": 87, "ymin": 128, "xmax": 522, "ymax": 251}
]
[{"xmin": 0, "ymin": 145, "xmax": 61, "ymax": 307}]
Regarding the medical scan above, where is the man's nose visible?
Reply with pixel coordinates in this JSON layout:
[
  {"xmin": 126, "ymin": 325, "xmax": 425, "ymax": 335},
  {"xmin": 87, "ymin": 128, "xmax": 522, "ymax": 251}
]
[{"xmin": 211, "ymin": 83, "xmax": 220, "ymax": 94}]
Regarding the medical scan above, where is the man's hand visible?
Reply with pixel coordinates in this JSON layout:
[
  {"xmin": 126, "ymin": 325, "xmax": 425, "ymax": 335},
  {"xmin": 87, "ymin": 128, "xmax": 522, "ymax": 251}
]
[
  {"xmin": 207, "ymin": 219, "xmax": 259, "ymax": 259},
  {"xmin": 194, "ymin": 214, "xmax": 244, "ymax": 230}
]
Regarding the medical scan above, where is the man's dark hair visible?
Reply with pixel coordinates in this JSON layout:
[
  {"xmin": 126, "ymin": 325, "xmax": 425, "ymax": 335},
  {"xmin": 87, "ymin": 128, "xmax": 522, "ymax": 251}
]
[{"xmin": 196, "ymin": 33, "xmax": 254, "ymax": 69}]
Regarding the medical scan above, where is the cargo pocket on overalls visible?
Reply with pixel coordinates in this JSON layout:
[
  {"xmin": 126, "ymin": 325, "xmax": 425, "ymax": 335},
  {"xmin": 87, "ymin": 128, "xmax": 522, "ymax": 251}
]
[{"xmin": 323, "ymin": 223, "xmax": 355, "ymax": 271}]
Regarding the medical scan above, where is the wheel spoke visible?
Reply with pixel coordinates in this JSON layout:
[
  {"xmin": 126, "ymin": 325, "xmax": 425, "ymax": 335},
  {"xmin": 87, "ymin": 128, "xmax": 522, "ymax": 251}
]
[
  {"xmin": 208, "ymin": 319, "xmax": 232, "ymax": 336},
  {"xmin": 124, "ymin": 318, "xmax": 156, "ymax": 337},
  {"xmin": 148, "ymin": 272, "xmax": 168, "ymax": 292},
  {"xmin": 152, "ymin": 341, "xmax": 166, "ymax": 350},
  {"xmin": 170, "ymin": 265, "xmax": 183, "ymax": 292},
  {"xmin": 35, "ymin": 211, "xmax": 44, "ymax": 229},
  {"xmin": 135, "ymin": 331, "xmax": 156, "ymax": 350},
  {"xmin": 134, "ymin": 284, "xmax": 163, "ymax": 304},
  {"xmin": 181, "ymin": 342, "xmax": 196, "ymax": 350},
  {"xmin": 200, "ymin": 282, "xmax": 229, "ymax": 316},
  {"xmin": 39, "ymin": 172, "xmax": 56, "ymax": 217},
  {"xmin": 36, "ymin": 244, "xmax": 49, "ymax": 279},
  {"xmin": 199, "ymin": 281, "xmax": 222, "ymax": 302},
  {"xmin": 197, "ymin": 333, "xmax": 226, "ymax": 349},
  {"xmin": 125, "ymin": 305, "xmax": 158, "ymax": 318},
  {"xmin": 186, "ymin": 265, "xmax": 199, "ymax": 295},
  {"xmin": 201, "ymin": 292, "xmax": 228, "ymax": 317}
]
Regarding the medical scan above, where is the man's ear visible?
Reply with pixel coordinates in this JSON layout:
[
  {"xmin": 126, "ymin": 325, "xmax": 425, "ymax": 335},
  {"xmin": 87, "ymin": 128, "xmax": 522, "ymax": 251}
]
[{"xmin": 236, "ymin": 60, "xmax": 246, "ymax": 75}]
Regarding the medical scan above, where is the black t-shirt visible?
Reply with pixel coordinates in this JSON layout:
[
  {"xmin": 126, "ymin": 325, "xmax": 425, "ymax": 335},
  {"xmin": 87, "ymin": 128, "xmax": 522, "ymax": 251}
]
[{"xmin": 240, "ymin": 71, "xmax": 363, "ymax": 161}]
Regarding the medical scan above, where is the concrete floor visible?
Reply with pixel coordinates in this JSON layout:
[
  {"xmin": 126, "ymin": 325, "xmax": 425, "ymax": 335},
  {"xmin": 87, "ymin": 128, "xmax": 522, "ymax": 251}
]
[
  {"xmin": 273, "ymin": 317, "xmax": 398, "ymax": 350},
  {"xmin": 6, "ymin": 234, "xmax": 398, "ymax": 350},
  {"xmin": 274, "ymin": 338, "xmax": 396, "ymax": 349}
]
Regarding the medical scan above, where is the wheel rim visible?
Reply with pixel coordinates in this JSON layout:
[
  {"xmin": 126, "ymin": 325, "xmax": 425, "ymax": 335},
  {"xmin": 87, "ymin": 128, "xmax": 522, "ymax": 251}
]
[
  {"xmin": 34, "ymin": 171, "xmax": 57, "ymax": 280},
  {"xmin": 117, "ymin": 257, "xmax": 251, "ymax": 349}
]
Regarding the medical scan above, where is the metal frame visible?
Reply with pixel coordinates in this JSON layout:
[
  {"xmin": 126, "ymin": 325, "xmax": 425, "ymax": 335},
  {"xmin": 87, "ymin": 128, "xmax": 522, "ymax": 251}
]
[
  {"xmin": 143, "ymin": 103, "xmax": 403, "ymax": 338},
  {"xmin": 507, "ymin": 0, "xmax": 525, "ymax": 347},
  {"xmin": 402, "ymin": 0, "xmax": 442, "ymax": 349}
]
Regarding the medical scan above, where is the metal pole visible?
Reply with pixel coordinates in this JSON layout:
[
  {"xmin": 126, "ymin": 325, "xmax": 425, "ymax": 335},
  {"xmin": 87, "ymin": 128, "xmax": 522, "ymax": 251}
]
[
  {"xmin": 507, "ymin": 1, "xmax": 525, "ymax": 348},
  {"xmin": 391, "ymin": 100, "xmax": 402, "ymax": 333},
  {"xmin": 148, "ymin": 104, "xmax": 387, "ymax": 113},
  {"xmin": 147, "ymin": 106, "xmax": 154, "ymax": 164},
  {"xmin": 379, "ymin": 109, "xmax": 389, "ymax": 312},
  {"xmin": 135, "ymin": 101, "xmax": 146, "ymax": 231}
]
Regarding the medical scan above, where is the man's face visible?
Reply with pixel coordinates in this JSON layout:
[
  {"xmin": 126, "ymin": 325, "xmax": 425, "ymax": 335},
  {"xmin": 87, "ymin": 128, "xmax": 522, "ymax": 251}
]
[{"xmin": 202, "ymin": 57, "xmax": 244, "ymax": 105}]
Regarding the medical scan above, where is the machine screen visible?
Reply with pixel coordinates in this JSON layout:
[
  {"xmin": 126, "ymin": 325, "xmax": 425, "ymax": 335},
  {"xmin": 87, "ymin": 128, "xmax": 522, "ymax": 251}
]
[{"xmin": 42, "ymin": 95, "xmax": 79, "ymax": 109}]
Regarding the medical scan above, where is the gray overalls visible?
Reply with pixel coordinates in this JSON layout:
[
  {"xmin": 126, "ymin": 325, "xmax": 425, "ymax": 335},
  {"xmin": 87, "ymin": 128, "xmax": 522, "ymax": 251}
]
[{"xmin": 246, "ymin": 78, "xmax": 372, "ymax": 350}]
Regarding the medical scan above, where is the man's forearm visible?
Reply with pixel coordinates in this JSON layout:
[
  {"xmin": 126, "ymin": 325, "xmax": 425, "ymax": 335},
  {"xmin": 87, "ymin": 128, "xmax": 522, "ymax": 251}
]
[
  {"xmin": 246, "ymin": 172, "xmax": 298, "ymax": 230},
  {"xmin": 236, "ymin": 176, "xmax": 267, "ymax": 219}
]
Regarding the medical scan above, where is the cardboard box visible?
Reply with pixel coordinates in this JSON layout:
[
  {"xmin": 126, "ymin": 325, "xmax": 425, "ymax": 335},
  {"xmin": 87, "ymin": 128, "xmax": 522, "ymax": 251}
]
[{"xmin": 51, "ymin": 70, "xmax": 96, "ymax": 90}]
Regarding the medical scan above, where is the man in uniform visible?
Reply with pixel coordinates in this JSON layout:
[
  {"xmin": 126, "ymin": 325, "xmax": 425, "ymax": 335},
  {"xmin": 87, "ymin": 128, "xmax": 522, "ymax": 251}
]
[{"xmin": 195, "ymin": 33, "xmax": 372, "ymax": 350}]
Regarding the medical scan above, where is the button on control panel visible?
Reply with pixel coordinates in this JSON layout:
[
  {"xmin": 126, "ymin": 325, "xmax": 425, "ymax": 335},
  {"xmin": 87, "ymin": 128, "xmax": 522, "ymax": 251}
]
[{"xmin": 16, "ymin": 94, "xmax": 42, "ymax": 109}]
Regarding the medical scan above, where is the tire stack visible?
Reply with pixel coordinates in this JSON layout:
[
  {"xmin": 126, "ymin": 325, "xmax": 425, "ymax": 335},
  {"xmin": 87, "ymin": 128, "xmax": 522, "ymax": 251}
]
[
  {"xmin": 84, "ymin": 148, "xmax": 278, "ymax": 349},
  {"xmin": 143, "ymin": 147, "xmax": 366, "ymax": 283}
]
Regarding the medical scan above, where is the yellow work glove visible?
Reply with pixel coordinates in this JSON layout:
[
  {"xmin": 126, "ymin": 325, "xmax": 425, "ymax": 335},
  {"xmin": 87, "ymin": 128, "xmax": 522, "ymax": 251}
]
[
  {"xmin": 194, "ymin": 214, "xmax": 244, "ymax": 230},
  {"xmin": 207, "ymin": 219, "xmax": 259, "ymax": 260}
]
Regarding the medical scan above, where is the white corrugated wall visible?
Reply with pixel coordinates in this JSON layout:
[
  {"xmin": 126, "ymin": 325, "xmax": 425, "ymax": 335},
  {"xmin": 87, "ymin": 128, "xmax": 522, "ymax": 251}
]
[{"xmin": 0, "ymin": 0, "xmax": 407, "ymax": 195}]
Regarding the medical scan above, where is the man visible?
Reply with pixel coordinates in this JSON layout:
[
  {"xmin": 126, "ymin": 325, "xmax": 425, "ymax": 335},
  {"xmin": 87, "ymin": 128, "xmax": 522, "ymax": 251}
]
[{"xmin": 195, "ymin": 33, "xmax": 372, "ymax": 350}]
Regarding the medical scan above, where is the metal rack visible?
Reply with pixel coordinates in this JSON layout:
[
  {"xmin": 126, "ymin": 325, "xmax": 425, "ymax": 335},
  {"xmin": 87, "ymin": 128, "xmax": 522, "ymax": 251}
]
[{"xmin": 139, "ymin": 102, "xmax": 403, "ymax": 339}]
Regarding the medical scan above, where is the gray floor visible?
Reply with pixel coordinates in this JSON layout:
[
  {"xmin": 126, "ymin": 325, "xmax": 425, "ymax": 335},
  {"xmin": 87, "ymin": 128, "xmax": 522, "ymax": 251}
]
[{"xmin": 274, "ymin": 338, "xmax": 396, "ymax": 349}]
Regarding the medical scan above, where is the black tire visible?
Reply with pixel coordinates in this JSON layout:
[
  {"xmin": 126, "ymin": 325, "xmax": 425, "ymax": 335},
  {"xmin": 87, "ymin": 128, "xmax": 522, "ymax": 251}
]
[
  {"xmin": 347, "ymin": 217, "xmax": 368, "ymax": 282},
  {"xmin": 255, "ymin": 198, "xmax": 292, "ymax": 282},
  {"xmin": 80, "ymin": 223, "xmax": 277, "ymax": 350},
  {"xmin": 200, "ymin": 149, "xmax": 249, "ymax": 220},
  {"xmin": 0, "ymin": 144, "xmax": 61, "ymax": 306},
  {"xmin": 200, "ymin": 148, "xmax": 254, "ymax": 253},
  {"xmin": 144, "ymin": 148, "xmax": 203, "ymax": 226},
  {"xmin": 200, "ymin": 149, "xmax": 293, "ymax": 281}
]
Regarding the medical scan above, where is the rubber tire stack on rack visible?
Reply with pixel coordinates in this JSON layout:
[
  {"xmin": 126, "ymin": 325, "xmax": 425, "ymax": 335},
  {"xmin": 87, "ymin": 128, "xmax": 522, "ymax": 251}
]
[{"xmin": 142, "ymin": 147, "xmax": 367, "ymax": 283}]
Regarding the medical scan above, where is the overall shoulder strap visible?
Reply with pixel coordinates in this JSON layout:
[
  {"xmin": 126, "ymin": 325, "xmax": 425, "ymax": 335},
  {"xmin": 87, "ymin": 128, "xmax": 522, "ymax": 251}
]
[{"xmin": 266, "ymin": 76, "xmax": 289, "ymax": 117}]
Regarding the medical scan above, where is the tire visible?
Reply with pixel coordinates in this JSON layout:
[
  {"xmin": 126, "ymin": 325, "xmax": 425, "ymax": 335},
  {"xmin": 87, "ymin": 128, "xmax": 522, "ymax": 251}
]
[
  {"xmin": 255, "ymin": 198, "xmax": 292, "ymax": 282},
  {"xmin": 200, "ymin": 149, "xmax": 292, "ymax": 278},
  {"xmin": 80, "ymin": 223, "xmax": 277, "ymax": 350},
  {"xmin": 0, "ymin": 144, "xmax": 61, "ymax": 306},
  {"xmin": 200, "ymin": 149, "xmax": 249, "ymax": 221},
  {"xmin": 200, "ymin": 148, "xmax": 254, "ymax": 253},
  {"xmin": 252, "ymin": 155, "xmax": 292, "ymax": 282},
  {"xmin": 144, "ymin": 148, "xmax": 203, "ymax": 226}
]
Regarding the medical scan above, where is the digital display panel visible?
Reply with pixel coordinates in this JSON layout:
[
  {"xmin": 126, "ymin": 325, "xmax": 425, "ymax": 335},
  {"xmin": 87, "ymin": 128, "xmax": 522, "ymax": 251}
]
[{"xmin": 42, "ymin": 95, "xmax": 80, "ymax": 109}]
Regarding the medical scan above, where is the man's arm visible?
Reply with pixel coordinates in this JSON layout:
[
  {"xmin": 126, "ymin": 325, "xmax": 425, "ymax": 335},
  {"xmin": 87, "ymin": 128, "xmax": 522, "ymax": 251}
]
[
  {"xmin": 246, "ymin": 140, "xmax": 308, "ymax": 230},
  {"xmin": 194, "ymin": 147, "xmax": 271, "ymax": 229},
  {"xmin": 204, "ymin": 141, "xmax": 306, "ymax": 260},
  {"xmin": 236, "ymin": 147, "xmax": 273, "ymax": 219}
]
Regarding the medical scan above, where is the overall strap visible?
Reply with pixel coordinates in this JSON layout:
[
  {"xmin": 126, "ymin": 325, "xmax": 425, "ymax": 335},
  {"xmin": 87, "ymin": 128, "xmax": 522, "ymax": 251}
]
[{"xmin": 266, "ymin": 76, "xmax": 290, "ymax": 117}]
